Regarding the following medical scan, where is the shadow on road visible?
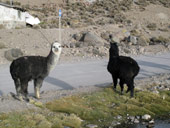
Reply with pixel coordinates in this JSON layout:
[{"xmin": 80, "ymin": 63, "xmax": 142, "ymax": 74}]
[
  {"xmin": 137, "ymin": 60, "xmax": 170, "ymax": 71},
  {"xmin": 45, "ymin": 76, "xmax": 74, "ymax": 90},
  {"xmin": 0, "ymin": 90, "xmax": 3, "ymax": 96},
  {"xmin": 144, "ymin": 55, "xmax": 170, "ymax": 60}
]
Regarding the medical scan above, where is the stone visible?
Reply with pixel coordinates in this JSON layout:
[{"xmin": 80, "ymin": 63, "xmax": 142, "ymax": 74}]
[
  {"xmin": 134, "ymin": 119, "xmax": 140, "ymax": 124},
  {"xmin": 4, "ymin": 48, "xmax": 23, "ymax": 61},
  {"xmin": 111, "ymin": 37, "xmax": 120, "ymax": 43},
  {"xmin": 142, "ymin": 114, "xmax": 151, "ymax": 120},
  {"xmin": 116, "ymin": 115, "xmax": 122, "ymax": 120},
  {"xmin": 128, "ymin": 116, "xmax": 135, "ymax": 121},
  {"xmin": 80, "ymin": 32, "xmax": 104, "ymax": 47},
  {"xmin": 72, "ymin": 33, "xmax": 82, "ymax": 41},
  {"xmin": 149, "ymin": 119, "xmax": 154, "ymax": 124},
  {"xmin": 130, "ymin": 36, "xmax": 137, "ymax": 45},
  {"xmin": 110, "ymin": 103, "xmax": 116, "ymax": 108},
  {"xmin": 86, "ymin": 124, "xmax": 98, "ymax": 128}
]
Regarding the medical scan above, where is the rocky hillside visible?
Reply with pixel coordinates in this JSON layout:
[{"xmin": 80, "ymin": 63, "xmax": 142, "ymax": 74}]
[{"xmin": 0, "ymin": 0, "xmax": 169, "ymax": 64}]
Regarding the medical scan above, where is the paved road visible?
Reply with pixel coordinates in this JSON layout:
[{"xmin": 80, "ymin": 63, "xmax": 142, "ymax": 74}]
[{"xmin": 0, "ymin": 53, "xmax": 170, "ymax": 95}]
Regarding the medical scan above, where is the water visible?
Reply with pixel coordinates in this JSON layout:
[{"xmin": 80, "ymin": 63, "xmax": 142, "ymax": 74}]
[{"xmin": 129, "ymin": 119, "xmax": 170, "ymax": 128}]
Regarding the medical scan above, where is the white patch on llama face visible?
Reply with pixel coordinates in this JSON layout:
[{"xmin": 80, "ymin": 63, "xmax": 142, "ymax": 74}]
[
  {"xmin": 49, "ymin": 42, "xmax": 62, "ymax": 71},
  {"xmin": 52, "ymin": 42, "xmax": 62, "ymax": 55}
]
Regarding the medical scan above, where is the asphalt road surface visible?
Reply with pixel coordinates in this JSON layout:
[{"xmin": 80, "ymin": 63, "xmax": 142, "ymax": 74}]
[{"xmin": 0, "ymin": 53, "xmax": 170, "ymax": 96}]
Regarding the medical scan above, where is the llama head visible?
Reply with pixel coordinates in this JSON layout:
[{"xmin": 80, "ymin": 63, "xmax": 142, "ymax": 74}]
[
  {"xmin": 109, "ymin": 42, "xmax": 119, "ymax": 57},
  {"xmin": 51, "ymin": 42, "xmax": 62, "ymax": 55}
]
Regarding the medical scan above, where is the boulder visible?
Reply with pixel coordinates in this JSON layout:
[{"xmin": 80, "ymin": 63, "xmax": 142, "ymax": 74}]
[
  {"xmin": 80, "ymin": 32, "xmax": 104, "ymax": 47},
  {"xmin": 4, "ymin": 48, "xmax": 23, "ymax": 61}
]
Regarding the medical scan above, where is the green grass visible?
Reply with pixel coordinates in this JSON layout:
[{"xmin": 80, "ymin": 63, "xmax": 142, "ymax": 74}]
[
  {"xmin": 0, "ymin": 86, "xmax": 170, "ymax": 127},
  {"xmin": 0, "ymin": 110, "xmax": 82, "ymax": 128},
  {"xmin": 46, "ymin": 87, "xmax": 170, "ymax": 127}
]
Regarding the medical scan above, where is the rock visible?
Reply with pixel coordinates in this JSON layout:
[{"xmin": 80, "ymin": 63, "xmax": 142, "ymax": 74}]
[
  {"xmin": 4, "ymin": 48, "xmax": 24, "ymax": 61},
  {"xmin": 137, "ymin": 36, "xmax": 149, "ymax": 46},
  {"xmin": 134, "ymin": 118, "xmax": 140, "ymax": 124},
  {"xmin": 116, "ymin": 115, "xmax": 122, "ymax": 120},
  {"xmin": 80, "ymin": 32, "xmax": 104, "ymax": 47},
  {"xmin": 111, "ymin": 37, "xmax": 120, "ymax": 43},
  {"xmin": 152, "ymin": 90, "xmax": 159, "ymax": 94},
  {"xmin": 110, "ymin": 103, "xmax": 116, "ymax": 108},
  {"xmin": 149, "ymin": 119, "xmax": 154, "ymax": 124},
  {"xmin": 86, "ymin": 124, "xmax": 98, "ymax": 128},
  {"xmin": 128, "ymin": 116, "xmax": 135, "ymax": 122},
  {"xmin": 142, "ymin": 114, "xmax": 151, "ymax": 120},
  {"xmin": 72, "ymin": 33, "xmax": 82, "ymax": 41},
  {"xmin": 111, "ymin": 121, "xmax": 118, "ymax": 126},
  {"xmin": 130, "ymin": 36, "xmax": 137, "ymax": 45}
]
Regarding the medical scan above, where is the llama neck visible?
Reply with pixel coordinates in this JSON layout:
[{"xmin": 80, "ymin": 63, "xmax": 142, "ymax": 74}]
[
  {"xmin": 109, "ymin": 50, "xmax": 119, "ymax": 61},
  {"xmin": 47, "ymin": 51, "xmax": 61, "ymax": 71}
]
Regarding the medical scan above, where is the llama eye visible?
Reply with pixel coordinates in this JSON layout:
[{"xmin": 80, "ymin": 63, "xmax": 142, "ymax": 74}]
[{"xmin": 53, "ymin": 46, "xmax": 56, "ymax": 48}]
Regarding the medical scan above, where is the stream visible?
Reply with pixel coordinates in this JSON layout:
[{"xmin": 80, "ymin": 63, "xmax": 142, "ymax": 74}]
[{"xmin": 129, "ymin": 119, "xmax": 170, "ymax": 128}]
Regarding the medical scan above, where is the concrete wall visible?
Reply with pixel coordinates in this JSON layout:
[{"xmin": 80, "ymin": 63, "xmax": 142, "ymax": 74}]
[{"xmin": 0, "ymin": 5, "xmax": 26, "ymax": 29}]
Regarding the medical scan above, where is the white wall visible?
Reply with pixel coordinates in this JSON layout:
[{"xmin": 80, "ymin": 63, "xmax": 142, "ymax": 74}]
[{"xmin": 0, "ymin": 5, "xmax": 26, "ymax": 29}]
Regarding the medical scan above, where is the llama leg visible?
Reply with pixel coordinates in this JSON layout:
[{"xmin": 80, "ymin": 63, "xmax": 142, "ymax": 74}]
[
  {"xmin": 112, "ymin": 75, "xmax": 117, "ymax": 91},
  {"xmin": 126, "ymin": 87, "xmax": 130, "ymax": 93},
  {"xmin": 130, "ymin": 80, "xmax": 134, "ymax": 97},
  {"xmin": 14, "ymin": 79, "xmax": 21, "ymax": 95},
  {"xmin": 21, "ymin": 81, "xmax": 29, "ymax": 99},
  {"xmin": 119, "ymin": 80, "xmax": 124, "ymax": 95},
  {"xmin": 126, "ymin": 80, "xmax": 134, "ymax": 97},
  {"xmin": 34, "ymin": 78, "xmax": 43, "ymax": 99},
  {"xmin": 14, "ymin": 79, "xmax": 23, "ymax": 101}
]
